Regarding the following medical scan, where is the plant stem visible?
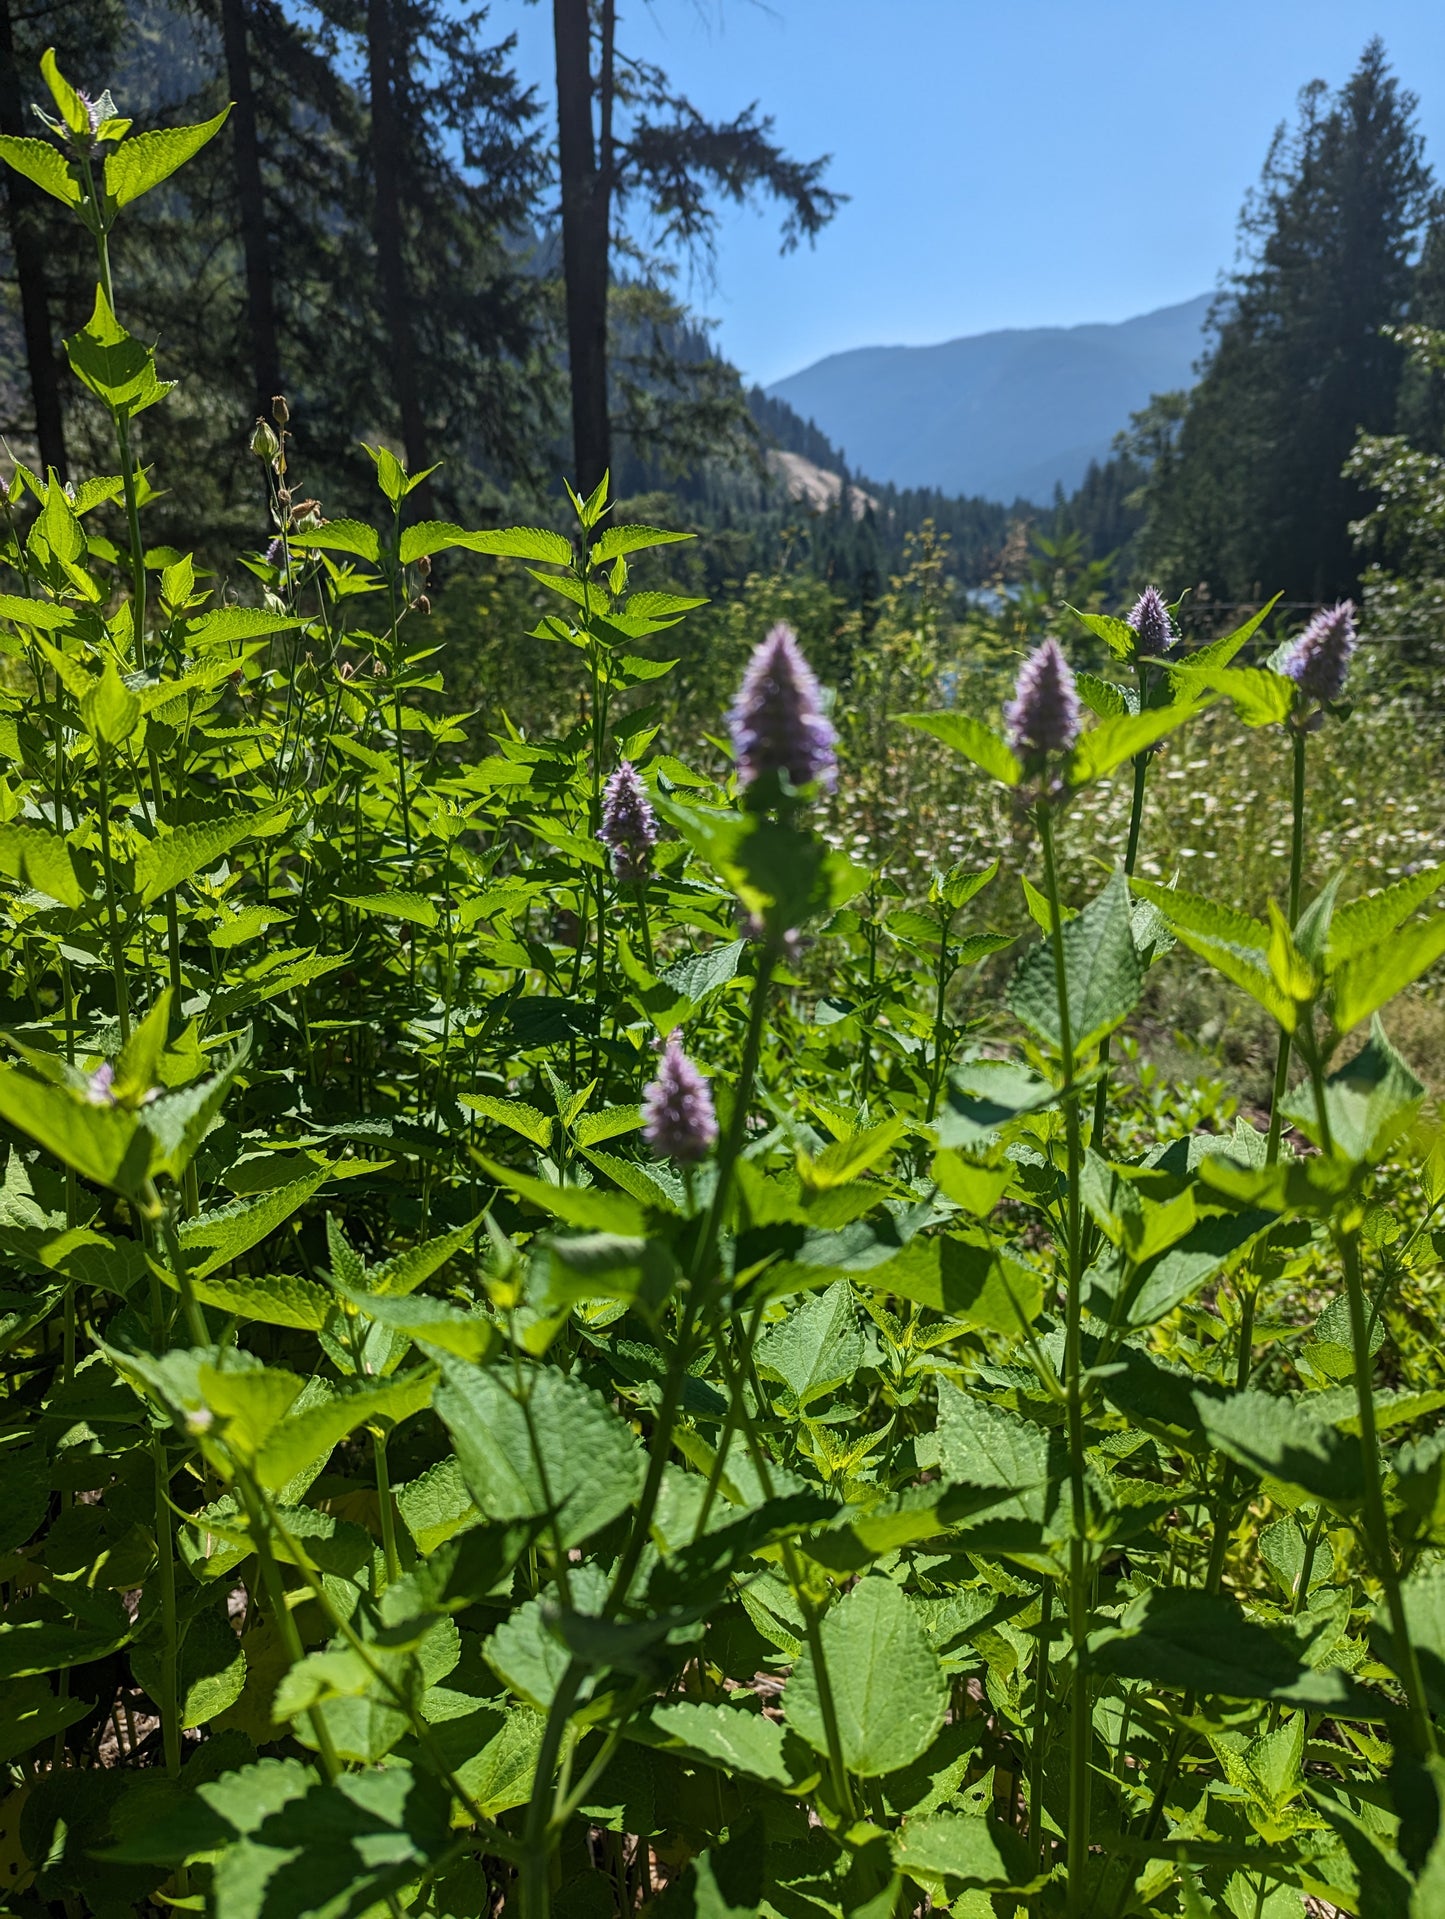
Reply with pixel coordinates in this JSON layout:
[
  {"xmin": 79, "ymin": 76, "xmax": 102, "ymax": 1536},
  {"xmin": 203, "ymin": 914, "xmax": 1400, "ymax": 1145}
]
[
  {"xmin": 633, "ymin": 879, "xmax": 655, "ymax": 974},
  {"xmin": 924, "ymin": 919, "xmax": 953, "ymax": 1123},
  {"xmin": 1299, "ymin": 1045, "xmax": 1435, "ymax": 1757},
  {"xmin": 254, "ymin": 1485, "xmax": 516, "ymax": 1852},
  {"xmin": 1290, "ymin": 1506, "xmax": 1327, "ymax": 1614},
  {"xmin": 1038, "ymin": 800, "xmax": 1091, "ymax": 1918},
  {"xmin": 156, "ymin": 1193, "xmax": 208, "ymax": 1350},
  {"xmin": 1030, "ymin": 1575, "xmax": 1055, "ymax": 1870},
  {"xmin": 1266, "ymin": 729, "xmax": 1308, "ymax": 1160},
  {"xmin": 95, "ymin": 745, "xmax": 131, "ymax": 1043},
  {"xmin": 518, "ymin": 950, "xmax": 778, "ymax": 1919},
  {"xmin": 693, "ymin": 945, "xmax": 775, "ymax": 1290},
  {"xmin": 81, "ymin": 186, "xmax": 148, "ymax": 667},
  {"xmin": 1344, "ymin": 1225, "xmax": 1434, "ymax": 1757},
  {"xmin": 236, "ymin": 1471, "xmax": 343, "ymax": 1781},
  {"xmin": 1090, "ymin": 740, "xmax": 1151, "ymax": 1149},
  {"xmin": 152, "ymin": 1433, "xmax": 183, "ymax": 1777},
  {"xmin": 374, "ymin": 1426, "xmax": 401, "ymax": 1587}
]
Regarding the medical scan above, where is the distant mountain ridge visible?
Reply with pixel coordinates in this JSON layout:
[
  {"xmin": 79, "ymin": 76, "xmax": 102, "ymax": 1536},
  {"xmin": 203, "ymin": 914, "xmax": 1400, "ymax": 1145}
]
[{"xmin": 765, "ymin": 294, "xmax": 1213, "ymax": 505}]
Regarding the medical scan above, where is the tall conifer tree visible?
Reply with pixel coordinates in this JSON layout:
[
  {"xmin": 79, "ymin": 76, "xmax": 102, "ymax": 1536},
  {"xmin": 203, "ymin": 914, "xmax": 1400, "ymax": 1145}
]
[{"xmin": 1142, "ymin": 39, "xmax": 1432, "ymax": 604}]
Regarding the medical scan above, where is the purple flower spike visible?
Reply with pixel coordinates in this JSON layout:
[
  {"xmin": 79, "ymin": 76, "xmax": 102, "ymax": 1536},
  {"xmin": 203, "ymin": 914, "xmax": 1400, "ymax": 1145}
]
[
  {"xmin": 1004, "ymin": 639, "xmax": 1081, "ymax": 758},
  {"xmin": 727, "ymin": 623, "xmax": 837, "ymax": 793},
  {"xmin": 642, "ymin": 1031, "xmax": 718, "ymax": 1164},
  {"xmin": 598, "ymin": 761, "xmax": 658, "ymax": 882},
  {"xmin": 1279, "ymin": 601, "xmax": 1358, "ymax": 706},
  {"xmin": 1126, "ymin": 586, "xmax": 1175, "ymax": 658}
]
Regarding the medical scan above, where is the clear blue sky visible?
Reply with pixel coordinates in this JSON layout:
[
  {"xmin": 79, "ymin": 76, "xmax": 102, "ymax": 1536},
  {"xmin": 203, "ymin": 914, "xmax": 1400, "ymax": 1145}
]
[{"xmin": 506, "ymin": 0, "xmax": 1445, "ymax": 387}]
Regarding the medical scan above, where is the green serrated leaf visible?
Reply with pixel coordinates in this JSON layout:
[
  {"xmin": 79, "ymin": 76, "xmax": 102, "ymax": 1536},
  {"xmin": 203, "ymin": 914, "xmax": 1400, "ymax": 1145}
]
[
  {"xmin": 81, "ymin": 657, "xmax": 141, "ymax": 747},
  {"xmin": 207, "ymin": 1765, "xmax": 450, "ymax": 1919},
  {"xmin": 898, "ymin": 710, "xmax": 1021, "ymax": 786},
  {"xmin": 435, "ymin": 1360, "xmax": 644, "ymax": 1549},
  {"xmin": 863, "ymin": 1234, "xmax": 1042, "ymax": 1336},
  {"xmin": 0, "ymin": 135, "xmax": 82, "ymax": 206},
  {"xmin": 651, "ymin": 1699, "xmax": 796, "ymax": 1786},
  {"xmin": 935, "ymin": 1378, "xmax": 1050, "ymax": 1521},
  {"xmin": 1329, "ymin": 864, "xmax": 1445, "ymax": 966},
  {"xmin": 1090, "ymin": 1587, "xmax": 1382, "ymax": 1713},
  {"xmin": 1172, "ymin": 663, "xmax": 1293, "ymax": 727},
  {"xmin": 1193, "ymin": 1388, "xmax": 1364, "ymax": 1506},
  {"xmin": 341, "ymin": 890, "xmax": 438, "ymax": 929},
  {"xmin": 785, "ymin": 1575, "xmax": 948, "ymax": 1776},
  {"xmin": 1075, "ymin": 671, "xmax": 1132, "ymax": 720},
  {"xmin": 179, "ymin": 1172, "xmax": 330, "ymax": 1280},
  {"xmin": 590, "ymin": 524, "xmax": 694, "ymax": 563},
  {"xmin": 251, "ymin": 1370, "xmax": 435, "ymax": 1490},
  {"xmin": 296, "ymin": 518, "xmax": 381, "ymax": 563},
  {"xmin": 135, "ymin": 809, "xmax": 278, "ymax": 904},
  {"xmin": 462, "ymin": 1095, "xmax": 553, "ymax": 1150},
  {"xmin": 797, "ymin": 1117, "xmax": 904, "ymax": 1190},
  {"xmin": 660, "ymin": 939, "xmax": 747, "ymax": 1005},
  {"xmin": 1008, "ymin": 869, "xmax": 1141, "ymax": 1057},
  {"xmin": 1329, "ymin": 913, "xmax": 1445, "ymax": 1035},
  {"xmin": 756, "ymin": 1279, "xmax": 865, "ymax": 1409},
  {"xmin": 1067, "ymin": 701, "xmax": 1203, "ymax": 784},
  {"xmin": 133, "ymin": 1603, "xmax": 245, "ymax": 1729},
  {"xmin": 891, "ymin": 1811, "xmax": 1040, "ymax": 1894},
  {"xmin": 456, "ymin": 525, "xmax": 574, "ymax": 566},
  {"xmin": 64, "ymin": 287, "xmax": 172, "ymax": 417},
  {"xmin": 0, "ymin": 819, "xmax": 83, "ymax": 905},
  {"xmin": 365, "ymin": 1217, "xmax": 478, "ymax": 1299},
  {"xmin": 180, "ymin": 1270, "xmax": 332, "ymax": 1331},
  {"xmin": 335, "ymin": 1287, "xmax": 495, "ymax": 1363},
  {"xmin": 104, "ymin": 110, "xmax": 229, "ymax": 208},
  {"xmin": 1065, "ymin": 607, "xmax": 1139, "ymax": 659}
]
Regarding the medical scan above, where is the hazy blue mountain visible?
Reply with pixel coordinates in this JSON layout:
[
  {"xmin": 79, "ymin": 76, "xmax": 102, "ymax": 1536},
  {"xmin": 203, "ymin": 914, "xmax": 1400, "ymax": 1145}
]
[{"xmin": 766, "ymin": 294, "xmax": 1212, "ymax": 504}]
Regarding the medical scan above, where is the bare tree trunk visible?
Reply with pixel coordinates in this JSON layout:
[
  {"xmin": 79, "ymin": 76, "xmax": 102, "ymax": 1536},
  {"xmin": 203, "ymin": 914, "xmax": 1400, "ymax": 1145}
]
[
  {"xmin": 0, "ymin": 0, "xmax": 67, "ymax": 480},
  {"xmin": 553, "ymin": 0, "xmax": 613, "ymax": 497},
  {"xmin": 367, "ymin": 0, "xmax": 428, "ymax": 482},
  {"xmin": 218, "ymin": 0, "xmax": 282, "ymax": 418}
]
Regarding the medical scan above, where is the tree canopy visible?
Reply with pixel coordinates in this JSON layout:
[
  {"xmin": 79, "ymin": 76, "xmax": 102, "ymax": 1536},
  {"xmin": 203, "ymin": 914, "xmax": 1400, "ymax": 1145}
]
[{"xmin": 1139, "ymin": 38, "xmax": 1436, "ymax": 606}]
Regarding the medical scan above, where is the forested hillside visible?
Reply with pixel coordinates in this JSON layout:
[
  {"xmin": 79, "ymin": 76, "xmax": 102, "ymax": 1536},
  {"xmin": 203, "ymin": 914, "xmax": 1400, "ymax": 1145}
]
[
  {"xmin": 3, "ymin": 11, "xmax": 1445, "ymax": 638},
  {"xmin": 764, "ymin": 294, "xmax": 1211, "ymax": 503}
]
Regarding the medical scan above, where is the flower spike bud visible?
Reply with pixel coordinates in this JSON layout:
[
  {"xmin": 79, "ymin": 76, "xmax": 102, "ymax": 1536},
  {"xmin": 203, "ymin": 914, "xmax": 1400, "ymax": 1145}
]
[
  {"xmin": 1279, "ymin": 601, "xmax": 1358, "ymax": 707},
  {"xmin": 642, "ymin": 1032, "xmax": 718, "ymax": 1163},
  {"xmin": 1004, "ymin": 639, "xmax": 1081, "ymax": 759},
  {"xmin": 1126, "ymin": 585, "xmax": 1176, "ymax": 658},
  {"xmin": 598, "ymin": 761, "xmax": 659, "ymax": 882},
  {"xmin": 727, "ymin": 622, "xmax": 837, "ymax": 794}
]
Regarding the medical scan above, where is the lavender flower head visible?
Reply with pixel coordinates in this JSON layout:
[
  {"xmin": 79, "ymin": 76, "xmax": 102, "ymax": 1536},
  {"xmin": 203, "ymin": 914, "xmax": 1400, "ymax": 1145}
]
[
  {"xmin": 1004, "ymin": 639, "xmax": 1081, "ymax": 758},
  {"xmin": 598, "ymin": 761, "xmax": 658, "ymax": 881},
  {"xmin": 84, "ymin": 1062, "xmax": 115, "ymax": 1106},
  {"xmin": 641, "ymin": 1031, "xmax": 718, "ymax": 1164},
  {"xmin": 1278, "ymin": 601, "xmax": 1358, "ymax": 707},
  {"xmin": 1126, "ymin": 586, "xmax": 1176, "ymax": 658},
  {"xmin": 727, "ymin": 623, "xmax": 837, "ymax": 794}
]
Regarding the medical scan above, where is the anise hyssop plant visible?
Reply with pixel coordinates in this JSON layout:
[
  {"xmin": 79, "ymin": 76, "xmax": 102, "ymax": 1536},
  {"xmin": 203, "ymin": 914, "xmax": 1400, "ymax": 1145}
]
[{"xmin": 0, "ymin": 49, "xmax": 1443, "ymax": 1919}]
